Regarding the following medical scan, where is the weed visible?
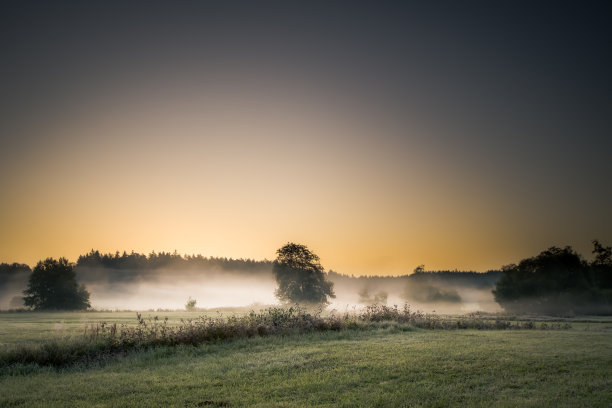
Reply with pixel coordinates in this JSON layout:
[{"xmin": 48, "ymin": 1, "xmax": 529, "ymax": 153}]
[{"xmin": 0, "ymin": 305, "xmax": 571, "ymax": 368}]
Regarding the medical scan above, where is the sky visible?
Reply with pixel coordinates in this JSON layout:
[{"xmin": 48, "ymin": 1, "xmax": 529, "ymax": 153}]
[{"xmin": 1, "ymin": 1, "xmax": 611, "ymax": 275}]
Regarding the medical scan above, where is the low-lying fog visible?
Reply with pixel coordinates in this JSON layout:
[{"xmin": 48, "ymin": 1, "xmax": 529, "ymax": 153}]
[
  {"xmin": 87, "ymin": 272, "xmax": 278, "ymax": 310},
  {"xmin": 1, "ymin": 266, "xmax": 502, "ymax": 313},
  {"xmin": 328, "ymin": 276, "xmax": 502, "ymax": 314},
  {"xmin": 328, "ymin": 287, "xmax": 501, "ymax": 314}
]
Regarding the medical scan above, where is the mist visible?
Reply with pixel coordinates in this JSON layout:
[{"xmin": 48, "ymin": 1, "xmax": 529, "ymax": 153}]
[
  {"xmin": 0, "ymin": 263, "xmax": 30, "ymax": 309},
  {"xmin": 86, "ymin": 273, "xmax": 502, "ymax": 313},
  {"xmin": 83, "ymin": 274, "xmax": 501, "ymax": 313},
  {"xmin": 328, "ymin": 271, "xmax": 502, "ymax": 314},
  {"xmin": 1, "ymin": 254, "xmax": 504, "ymax": 313},
  {"xmin": 85, "ymin": 268, "xmax": 277, "ymax": 310}
]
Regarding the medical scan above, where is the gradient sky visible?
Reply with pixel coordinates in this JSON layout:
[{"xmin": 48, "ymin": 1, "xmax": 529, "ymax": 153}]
[{"xmin": 1, "ymin": 1, "xmax": 611, "ymax": 275}]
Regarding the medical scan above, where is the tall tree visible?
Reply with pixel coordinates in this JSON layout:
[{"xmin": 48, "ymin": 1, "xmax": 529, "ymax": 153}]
[
  {"xmin": 273, "ymin": 243, "xmax": 335, "ymax": 305},
  {"xmin": 493, "ymin": 246, "xmax": 594, "ymax": 314},
  {"xmin": 23, "ymin": 258, "xmax": 90, "ymax": 310},
  {"xmin": 591, "ymin": 240, "xmax": 612, "ymax": 289}
]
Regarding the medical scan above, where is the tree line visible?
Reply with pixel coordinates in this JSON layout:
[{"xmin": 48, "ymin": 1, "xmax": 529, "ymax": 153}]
[
  {"xmin": 4, "ymin": 241, "xmax": 612, "ymax": 314},
  {"xmin": 0, "ymin": 263, "xmax": 31, "ymax": 284},
  {"xmin": 78, "ymin": 250, "xmax": 272, "ymax": 272},
  {"xmin": 494, "ymin": 240, "xmax": 612, "ymax": 314}
]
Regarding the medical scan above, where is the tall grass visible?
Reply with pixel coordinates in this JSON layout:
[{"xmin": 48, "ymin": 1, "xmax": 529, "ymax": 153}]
[{"xmin": 1, "ymin": 305, "xmax": 570, "ymax": 369}]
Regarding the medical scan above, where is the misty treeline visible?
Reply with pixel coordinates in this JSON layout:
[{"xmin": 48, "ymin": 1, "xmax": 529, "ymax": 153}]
[
  {"xmin": 494, "ymin": 240, "xmax": 612, "ymax": 315},
  {"xmin": 0, "ymin": 263, "xmax": 31, "ymax": 308},
  {"xmin": 78, "ymin": 248, "xmax": 500, "ymax": 299},
  {"xmin": 0, "ymin": 252, "xmax": 276, "ymax": 310},
  {"xmin": 0, "ymin": 249, "xmax": 501, "ymax": 311},
  {"xmin": 77, "ymin": 250, "xmax": 272, "ymax": 282},
  {"xmin": 2, "ymin": 240, "xmax": 612, "ymax": 314},
  {"xmin": 331, "ymin": 269, "xmax": 500, "ymax": 290},
  {"xmin": 329, "ymin": 269, "xmax": 501, "ymax": 311}
]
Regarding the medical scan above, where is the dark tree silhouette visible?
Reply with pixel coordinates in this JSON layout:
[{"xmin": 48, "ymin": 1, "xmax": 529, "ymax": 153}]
[
  {"xmin": 273, "ymin": 243, "xmax": 335, "ymax": 305},
  {"xmin": 75, "ymin": 249, "xmax": 273, "ymax": 284},
  {"xmin": 23, "ymin": 258, "xmax": 90, "ymax": 310},
  {"xmin": 493, "ymin": 245, "xmax": 612, "ymax": 314},
  {"xmin": 591, "ymin": 239, "xmax": 612, "ymax": 289},
  {"xmin": 0, "ymin": 262, "xmax": 31, "ymax": 284}
]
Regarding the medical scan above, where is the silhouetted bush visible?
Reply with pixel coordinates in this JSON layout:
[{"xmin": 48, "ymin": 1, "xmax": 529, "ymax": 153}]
[
  {"xmin": 358, "ymin": 288, "xmax": 388, "ymax": 305},
  {"xmin": 23, "ymin": 258, "xmax": 90, "ymax": 310},
  {"xmin": 403, "ymin": 283, "xmax": 462, "ymax": 303},
  {"xmin": 185, "ymin": 297, "xmax": 197, "ymax": 311},
  {"xmin": 493, "ymin": 243, "xmax": 612, "ymax": 315}
]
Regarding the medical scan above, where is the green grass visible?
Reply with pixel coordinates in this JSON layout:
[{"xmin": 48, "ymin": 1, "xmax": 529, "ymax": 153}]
[
  {"xmin": 0, "ymin": 306, "xmax": 574, "ymax": 368},
  {"xmin": 0, "ymin": 311, "xmax": 223, "ymax": 346},
  {"xmin": 1, "ymin": 329, "xmax": 611, "ymax": 407},
  {"xmin": 1, "ymin": 311, "xmax": 610, "ymax": 407},
  {"xmin": 2, "ymin": 310, "xmax": 605, "ymax": 347}
]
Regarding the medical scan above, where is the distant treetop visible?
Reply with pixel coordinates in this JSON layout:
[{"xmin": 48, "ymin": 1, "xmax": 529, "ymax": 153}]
[
  {"xmin": 275, "ymin": 243, "xmax": 324, "ymax": 273},
  {"xmin": 77, "ymin": 249, "xmax": 271, "ymax": 271}
]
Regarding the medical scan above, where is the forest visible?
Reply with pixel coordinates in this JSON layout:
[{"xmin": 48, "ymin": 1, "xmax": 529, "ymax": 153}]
[
  {"xmin": 1, "ymin": 241, "xmax": 610, "ymax": 314},
  {"xmin": 1, "ymin": 249, "xmax": 500, "ymax": 311}
]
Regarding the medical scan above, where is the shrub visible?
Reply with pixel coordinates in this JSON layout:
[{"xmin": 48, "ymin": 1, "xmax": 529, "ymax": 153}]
[
  {"xmin": 23, "ymin": 258, "xmax": 90, "ymax": 310},
  {"xmin": 0, "ymin": 305, "xmax": 570, "ymax": 369},
  {"xmin": 185, "ymin": 297, "xmax": 197, "ymax": 311}
]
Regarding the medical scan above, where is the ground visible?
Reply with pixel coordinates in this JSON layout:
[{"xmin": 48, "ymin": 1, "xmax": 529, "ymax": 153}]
[{"xmin": 0, "ymin": 312, "xmax": 610, "ymax": 407}]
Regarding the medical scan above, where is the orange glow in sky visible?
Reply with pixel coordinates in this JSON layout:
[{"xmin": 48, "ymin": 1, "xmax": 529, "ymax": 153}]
[
  {"xmin": 1, "ymin": 3, "xmax": 610, "ymax": 275},
  {"xmin": 1, "ymin": 81, "xmax": 607, "ymax": 274}
]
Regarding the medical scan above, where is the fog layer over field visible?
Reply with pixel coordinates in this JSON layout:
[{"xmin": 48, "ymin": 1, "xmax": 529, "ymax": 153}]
[
  {"xmin": 328, "ymin": 272, "xmax": 502, "ymax": 314},
  {"xmin": 329, "ymin": 288, "xmax": 501, "ymax": 314},
  {"xmin": 0, "ymin": 264, "xmax": 30, "ymax": 309},
  {"xmin": 81, "ymin": 268, "xmax": 502, "ymax": 312},
  {"xmin": 1, "ymin": 261, "xmax": 502, "ymax": 312},
  {"xmin": 78, "ymin": 267, "xmax": 276, "ymax": 310},
  {"xmin": 0, "ymin": 277, "xmax": 29, "ymax": 309},
  {"xmin": 86, "ymin": 276, "xmax": 501, "ymax": 313}
]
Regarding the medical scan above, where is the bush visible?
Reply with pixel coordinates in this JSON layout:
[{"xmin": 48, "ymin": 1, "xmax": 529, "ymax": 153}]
[
  {"xmin": 0, "ymin": 306, "xmax": 571, "ymax": 369},
  {"xmin": 23, "ymin": 258, "xmax": 90, "ymax": 311},
  {"xmin": 185, "ymin": 297, "xmax": 197, "ymax": 311},
  {"xmin": 493, "ymin": 245, "xmax": 612, "ymax": 315}
]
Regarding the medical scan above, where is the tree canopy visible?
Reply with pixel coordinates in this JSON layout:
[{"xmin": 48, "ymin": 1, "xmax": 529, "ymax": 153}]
[
  {"xmin": 77, "ymin": 249, "xmax": 271, "ymax": 271},
  {"xmin": 591, "ymin": 240, "xmax": 612, "ymax": 289},
  {"xmin": 23, "ymin": 258, "xmax": 90, "ymax": 310},
  {"xmin": 493, "ymin": 242, "xmax": 612, "ymax": 314},
  {"xmin": 273, "ymin": 243, "xmax": 335, "ymax": 305}
]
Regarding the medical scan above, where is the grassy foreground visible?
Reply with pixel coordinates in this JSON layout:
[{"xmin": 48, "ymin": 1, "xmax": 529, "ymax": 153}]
[
  {"xmin": 1, "ymin": 322, "xmax": 611, "ymax": 407},
  {"xmin": 0, "ymin": 310, "xmax": 223, "ymax": 346},
  {"xmin": 0, "ymin": 306, "xmax": 572, "ymax": 368}
]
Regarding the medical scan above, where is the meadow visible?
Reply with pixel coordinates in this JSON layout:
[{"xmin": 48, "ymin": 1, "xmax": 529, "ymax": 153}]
[
  {"xmin": 0, "ymin": 310, "xmax": 610, "ymax": 407},
  {"xmin": 0, "ymin": 310, "xmax": 228, "ymax": 347}
]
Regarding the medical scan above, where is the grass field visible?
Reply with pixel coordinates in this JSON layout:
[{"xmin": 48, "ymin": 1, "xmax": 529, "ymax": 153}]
[
  {"xmin": 0, "ymin": 311, "xmax": 225, "ymax": 346},
  {"xmin": 1, "ymin": 312, "xmax": 611, "ymax": 407}
]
